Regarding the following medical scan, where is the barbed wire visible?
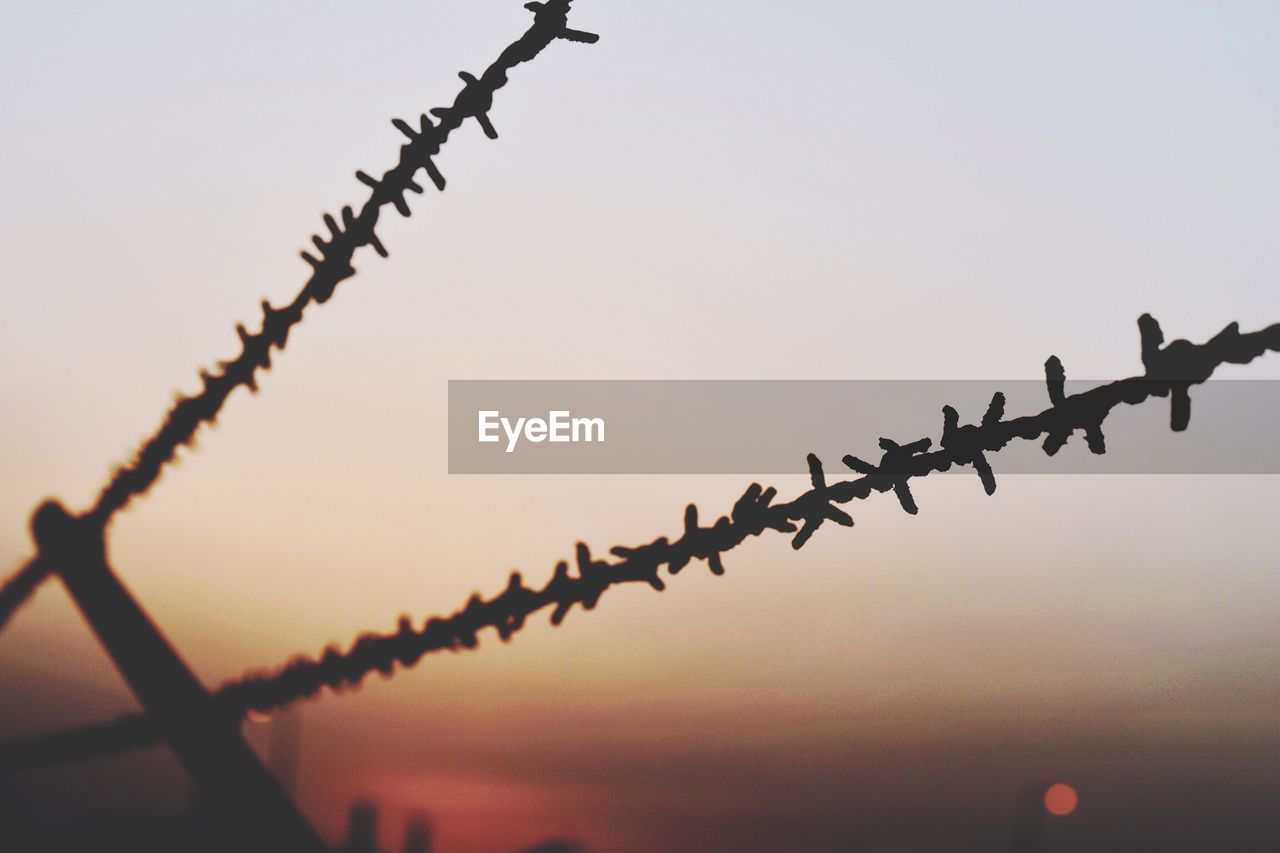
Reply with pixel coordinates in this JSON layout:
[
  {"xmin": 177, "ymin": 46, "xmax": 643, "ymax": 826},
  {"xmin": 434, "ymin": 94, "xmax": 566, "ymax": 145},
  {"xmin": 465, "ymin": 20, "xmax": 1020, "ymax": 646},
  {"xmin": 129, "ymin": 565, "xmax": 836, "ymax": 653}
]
[
  {"xmin": 5, "ymin": 312, "xmax": 1274, "ymax": 772},
  {"xmin": 0, "ymin": 0, "xmax": 597, "ymax": 634},
  {"xmin": 203, "ymin": 314, "xmax": 1278, "ymax": 713}
]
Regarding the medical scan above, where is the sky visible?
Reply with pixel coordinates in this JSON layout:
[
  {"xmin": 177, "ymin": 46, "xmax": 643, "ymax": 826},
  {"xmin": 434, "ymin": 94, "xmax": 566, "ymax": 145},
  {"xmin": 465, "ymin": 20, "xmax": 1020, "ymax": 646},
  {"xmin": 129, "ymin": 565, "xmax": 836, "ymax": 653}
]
[{"xmin": 1, "ymin": 1, "xmax": 1279, "ymax": 850}]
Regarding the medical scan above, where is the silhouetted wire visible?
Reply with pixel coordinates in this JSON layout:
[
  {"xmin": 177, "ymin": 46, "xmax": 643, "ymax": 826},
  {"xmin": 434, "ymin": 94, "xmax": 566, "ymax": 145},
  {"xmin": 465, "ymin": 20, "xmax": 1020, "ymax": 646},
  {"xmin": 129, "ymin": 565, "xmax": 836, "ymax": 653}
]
[
  {"xmin": 0, "ymin": 0, "xmax": 597, "ymax": 634},
  {"xmin": 5, "ymin": 313, "xmax": 1275, "ymax": 771},
  {"xmin": 210, "ymin": 314, "xmax": 1278, "ymax": 716},
  {"xmin": 0, "ymin": 713, "xmax": 157, "ymax": 771}
]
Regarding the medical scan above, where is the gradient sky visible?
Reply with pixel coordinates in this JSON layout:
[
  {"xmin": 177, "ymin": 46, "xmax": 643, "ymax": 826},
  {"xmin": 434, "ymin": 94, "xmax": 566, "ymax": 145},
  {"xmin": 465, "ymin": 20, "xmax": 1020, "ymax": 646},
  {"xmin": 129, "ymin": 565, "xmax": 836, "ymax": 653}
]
[{"xmin": 2, "ymin": 2, "xmax": 1279, "ymax": 850}]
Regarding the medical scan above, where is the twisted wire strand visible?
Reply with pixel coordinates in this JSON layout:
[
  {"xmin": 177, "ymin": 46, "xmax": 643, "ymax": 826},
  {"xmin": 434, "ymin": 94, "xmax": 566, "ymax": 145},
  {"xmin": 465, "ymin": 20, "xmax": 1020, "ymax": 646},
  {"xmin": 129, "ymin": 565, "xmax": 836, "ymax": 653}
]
[
  {"xmin": 91, "ymin": 0, "xmax": 596, "ymax": 522},
  {"xmin": 209, "ymin": 313, "xmax": 1280, "ymax": 716},
  {"xmin": 0, "ymin": 0, "xmax": 597, "ymax": 634},
  {"xmin": 3, "ymin": 313, "xmax": 1277, "ymax": 768}
]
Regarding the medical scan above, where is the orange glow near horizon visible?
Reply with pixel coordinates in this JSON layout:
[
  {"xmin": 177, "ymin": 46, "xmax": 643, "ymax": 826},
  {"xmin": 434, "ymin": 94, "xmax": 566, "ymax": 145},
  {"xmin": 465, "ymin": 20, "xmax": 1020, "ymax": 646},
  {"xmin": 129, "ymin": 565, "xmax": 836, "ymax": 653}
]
[{"xmin": 1044, "ymin": 783, "xmax": 1078, "ymax": 817}]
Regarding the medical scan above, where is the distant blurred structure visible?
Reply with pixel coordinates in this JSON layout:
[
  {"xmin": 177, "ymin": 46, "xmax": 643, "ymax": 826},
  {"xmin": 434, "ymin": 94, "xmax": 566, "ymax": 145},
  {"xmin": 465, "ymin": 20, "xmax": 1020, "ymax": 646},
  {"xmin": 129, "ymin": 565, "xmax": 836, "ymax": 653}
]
[
  {"xmin": 344, "ymin": 800, "xmax": 381, "ymax": 853},
  {"xmin": 402, "ymin": 812, "xmax": 434, "ymax": 853},
  {"xmin": 341, "ymin": 801, "xmax": 436, "ymax": 853}
]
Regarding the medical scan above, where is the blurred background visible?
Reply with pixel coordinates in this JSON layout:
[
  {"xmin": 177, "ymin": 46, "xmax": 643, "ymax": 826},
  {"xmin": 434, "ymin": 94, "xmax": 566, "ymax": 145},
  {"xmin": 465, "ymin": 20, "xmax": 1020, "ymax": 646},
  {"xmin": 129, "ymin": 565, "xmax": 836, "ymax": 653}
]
[{"xmin": 1, "ymin": 1, "xmax": 1278, "ymax": 849}]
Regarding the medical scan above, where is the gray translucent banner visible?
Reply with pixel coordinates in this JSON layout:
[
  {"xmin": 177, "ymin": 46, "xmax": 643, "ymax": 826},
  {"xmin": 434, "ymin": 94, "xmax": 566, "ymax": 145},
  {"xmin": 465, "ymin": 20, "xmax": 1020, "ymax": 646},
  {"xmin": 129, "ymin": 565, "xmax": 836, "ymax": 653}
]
[{"xmin": 447, "ymin": 380, "xmax": 1280, "ymax": 474}]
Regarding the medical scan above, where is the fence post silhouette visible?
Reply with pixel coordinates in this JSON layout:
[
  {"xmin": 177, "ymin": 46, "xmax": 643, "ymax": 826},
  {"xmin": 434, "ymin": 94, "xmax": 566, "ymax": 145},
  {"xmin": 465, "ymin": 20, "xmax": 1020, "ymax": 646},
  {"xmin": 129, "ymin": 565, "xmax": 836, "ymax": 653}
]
[{"xmin": 29, "ymin": 501, "xmax": 325, "ymax": 851}]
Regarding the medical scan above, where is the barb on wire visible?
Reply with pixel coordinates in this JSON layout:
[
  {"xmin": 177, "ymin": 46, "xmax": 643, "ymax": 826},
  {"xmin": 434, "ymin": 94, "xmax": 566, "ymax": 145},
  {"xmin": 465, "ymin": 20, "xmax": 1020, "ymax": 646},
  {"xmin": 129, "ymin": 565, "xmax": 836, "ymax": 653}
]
[{"xmin": 0, "ymin": 0, "xmax": 597, "ymax": 634}]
